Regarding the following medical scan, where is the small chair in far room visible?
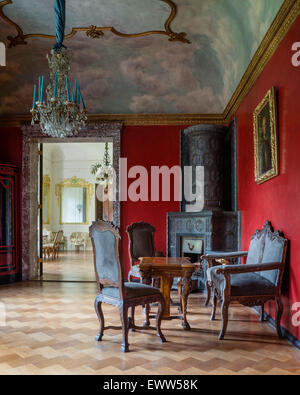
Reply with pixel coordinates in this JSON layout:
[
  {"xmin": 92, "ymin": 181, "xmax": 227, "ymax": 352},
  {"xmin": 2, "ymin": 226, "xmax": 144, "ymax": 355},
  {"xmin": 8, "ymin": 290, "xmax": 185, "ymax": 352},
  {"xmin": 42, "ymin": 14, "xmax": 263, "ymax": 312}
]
[
  {"xmin": 43, "ymin": 230, "xmax": 64, "ymax": 260},
  {"xmin": 90, "ymin": 220, "xmax": 167, "ymax": 353}
]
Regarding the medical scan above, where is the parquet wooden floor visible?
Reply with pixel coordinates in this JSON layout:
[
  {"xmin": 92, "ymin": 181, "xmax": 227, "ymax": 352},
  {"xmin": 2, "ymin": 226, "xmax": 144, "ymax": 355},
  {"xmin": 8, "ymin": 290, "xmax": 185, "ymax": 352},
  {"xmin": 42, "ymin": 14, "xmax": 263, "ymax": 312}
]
[
  {"xmin": 38, "ymin": 251, "xmax": 95, "ymax": 282},
  {"xmin": 0, "ymin": 281, "xmax": 300, "ymax": 375}
]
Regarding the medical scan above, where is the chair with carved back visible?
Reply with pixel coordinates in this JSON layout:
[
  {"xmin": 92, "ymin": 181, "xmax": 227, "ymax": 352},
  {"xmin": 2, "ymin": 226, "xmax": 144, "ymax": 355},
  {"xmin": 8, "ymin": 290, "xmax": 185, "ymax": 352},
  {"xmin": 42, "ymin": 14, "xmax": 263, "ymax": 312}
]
[
  {"xmin": 202, "ymin": 221, "xmax": 288, "ymax": 340},
  {"xmin": 90, "ymin": 220, "xmax": 166, "ymax": 352},
  {"xmin": 43, "ymin": 230, "xmax": 63, "ymax": 260},
  {"xmin": 126, "ymin": 222, "xmax": 164, "ymax": 283}
]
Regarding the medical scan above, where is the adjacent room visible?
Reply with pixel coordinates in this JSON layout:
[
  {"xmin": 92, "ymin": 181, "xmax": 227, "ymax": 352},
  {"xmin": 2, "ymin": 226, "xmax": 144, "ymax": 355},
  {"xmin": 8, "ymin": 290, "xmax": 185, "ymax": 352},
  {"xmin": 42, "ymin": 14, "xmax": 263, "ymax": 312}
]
[
  {"xmin": 0, "ymin": 0, "xmax": 300, "ymax": 377},
  {"xmin": 40, "ymin": 142, "xmax": 113, "ymax": 281}
]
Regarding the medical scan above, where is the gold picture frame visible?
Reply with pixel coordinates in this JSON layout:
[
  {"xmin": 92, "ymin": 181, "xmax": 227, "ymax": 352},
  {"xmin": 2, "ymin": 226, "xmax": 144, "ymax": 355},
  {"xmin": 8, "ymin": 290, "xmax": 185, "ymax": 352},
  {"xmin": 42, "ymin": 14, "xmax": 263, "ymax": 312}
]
[
  {"xmin": 253, "ymin": 87, "xmax": 279, "ymax": 184},
  {"xmin": 42, "ymin": 175, "xmax": 50, "ymax": 225},
  {"xmin": 55, "ymin": 176, "xmax": 94, "ymax": 225}
]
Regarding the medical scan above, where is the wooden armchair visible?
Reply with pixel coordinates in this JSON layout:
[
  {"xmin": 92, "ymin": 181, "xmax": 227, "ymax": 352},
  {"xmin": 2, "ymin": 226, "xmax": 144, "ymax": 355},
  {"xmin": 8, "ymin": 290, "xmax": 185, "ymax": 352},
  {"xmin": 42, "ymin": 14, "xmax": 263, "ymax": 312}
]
[
  {"xmin": 70, "ymin": 232, "xmax": 87, "ymax": 251},
  {"xmin": 43, "ymin": 230, "xmax": 63, "ymax": 260},
  {"xmin": 202, "ymin": 221, "xmax": 288, "ymax": 340},
  {"xmin": 126, "ymin": 222, "xmax": 164, "ymax": 282},
  {"xmin": 90, "ymin": 220, "xmax": 166, "ymax": 353}
]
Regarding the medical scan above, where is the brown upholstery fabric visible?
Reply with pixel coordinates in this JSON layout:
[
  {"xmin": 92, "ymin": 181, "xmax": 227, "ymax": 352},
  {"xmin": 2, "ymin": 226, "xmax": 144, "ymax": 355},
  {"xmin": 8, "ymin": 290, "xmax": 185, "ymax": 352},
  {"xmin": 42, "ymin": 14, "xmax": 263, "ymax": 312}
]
[{"xmin": 131, "ymin": 228, "xmax": 155, "ymax": 259}]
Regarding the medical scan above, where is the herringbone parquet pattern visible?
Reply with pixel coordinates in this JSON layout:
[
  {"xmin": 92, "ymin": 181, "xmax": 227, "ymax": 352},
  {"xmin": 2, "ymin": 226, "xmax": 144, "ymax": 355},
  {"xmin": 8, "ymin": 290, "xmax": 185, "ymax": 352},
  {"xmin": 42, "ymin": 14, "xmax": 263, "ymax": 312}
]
[{"xmin": 0, "ymin": 281, "xmax": 300, "ymax": 375}]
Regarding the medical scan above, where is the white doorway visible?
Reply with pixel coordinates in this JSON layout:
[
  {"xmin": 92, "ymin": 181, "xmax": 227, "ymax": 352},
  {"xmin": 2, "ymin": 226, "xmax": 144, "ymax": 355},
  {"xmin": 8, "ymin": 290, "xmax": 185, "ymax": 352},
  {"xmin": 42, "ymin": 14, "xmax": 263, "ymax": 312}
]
[{"xmin": 40, "ymin": 142, "xmax": 113, "ymax": 281}]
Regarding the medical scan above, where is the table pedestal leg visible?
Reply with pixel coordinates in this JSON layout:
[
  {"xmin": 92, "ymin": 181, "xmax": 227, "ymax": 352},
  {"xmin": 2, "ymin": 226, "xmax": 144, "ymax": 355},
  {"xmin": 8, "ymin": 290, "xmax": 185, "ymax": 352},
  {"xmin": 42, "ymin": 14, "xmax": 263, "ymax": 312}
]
[
  {"xmin": 160, "ymin": 276, "xmax": 173, "ymax": 320},
  {"xmin": 180, "ymin": 277, "xmax": 192, "ymax": 330}
]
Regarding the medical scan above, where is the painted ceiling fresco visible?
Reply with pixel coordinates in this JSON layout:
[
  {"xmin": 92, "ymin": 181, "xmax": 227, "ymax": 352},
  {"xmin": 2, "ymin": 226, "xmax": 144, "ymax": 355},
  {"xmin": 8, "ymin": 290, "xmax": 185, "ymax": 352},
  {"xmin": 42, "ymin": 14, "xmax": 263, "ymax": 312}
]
[{"xmin": 0, "ymin": 0, "xmax": 283, "ymax": 115}]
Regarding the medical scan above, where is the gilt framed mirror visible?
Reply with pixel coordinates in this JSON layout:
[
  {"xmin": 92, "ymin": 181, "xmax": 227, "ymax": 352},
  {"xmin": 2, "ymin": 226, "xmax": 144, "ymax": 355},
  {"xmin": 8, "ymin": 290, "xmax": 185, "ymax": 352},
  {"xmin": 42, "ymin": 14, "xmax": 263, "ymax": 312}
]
[{"xmin": 55, "ymin": 176, "xmax": 93, "ymax": 225}]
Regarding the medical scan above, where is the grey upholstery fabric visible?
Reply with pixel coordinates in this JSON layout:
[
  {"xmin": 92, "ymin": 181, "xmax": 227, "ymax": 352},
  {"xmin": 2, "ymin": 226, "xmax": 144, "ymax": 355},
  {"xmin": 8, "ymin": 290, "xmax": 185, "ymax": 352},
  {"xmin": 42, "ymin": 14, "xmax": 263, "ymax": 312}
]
[
  {"xmin": 259, "ymin": 232, "xmax": 283, "ymax": 285},
  {"xmin": 91, "ymin": 229, "xmax": 119, "ymax": 282},
  {"xmin": 209, "ymin": 267, "xmax": 276, "ymax": 297},
  {"xmin": 132, "ymin": 229, "xmax": 154, "ymax": 259},
  {"xmin": 102, "ymin": 282, "xmax": 161, "ymax": 299},
  {"xmin": 129, "ymin": 264, "xmax": 141, "ymax": 277},
  {"xmin": 246, "ymin": 235, "xmax": 265, "ymax": 265}
]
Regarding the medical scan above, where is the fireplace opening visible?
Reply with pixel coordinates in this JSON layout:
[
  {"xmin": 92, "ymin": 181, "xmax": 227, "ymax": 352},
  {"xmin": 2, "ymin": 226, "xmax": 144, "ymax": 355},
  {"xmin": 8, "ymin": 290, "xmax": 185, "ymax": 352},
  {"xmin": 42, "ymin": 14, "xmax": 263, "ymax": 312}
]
[
  {"xmin": 181, "ymin": 236, "xmax": 204, "ymax": 291},
  {"xmin": 181, "ymin": 236, "xmax": 203, "ymax": 263}
]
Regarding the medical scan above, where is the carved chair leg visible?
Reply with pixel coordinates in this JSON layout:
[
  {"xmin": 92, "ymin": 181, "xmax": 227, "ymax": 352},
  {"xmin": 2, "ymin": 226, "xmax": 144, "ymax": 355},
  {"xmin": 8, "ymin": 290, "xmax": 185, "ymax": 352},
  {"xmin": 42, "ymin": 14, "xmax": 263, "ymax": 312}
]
[
  {"xmin": 119, "ymin": 305, "xmax": 130, "ymax": 352},
  {"xmin": 128, "ymin": 271, "xmax": 132, "ymax": 282},
  {"xmin": 129, "ymin": 306, "xmax": 135, "ymax": 331},
  {"xmin": 205, "ymin": 280, "xmax": 211, "ymax": 306},
  {"xmin": 156, "ymin": 297, "xmax": 167, "ymax": 343},
  {"xmin": 275, "ymin": 298, "xmax": 283, "ymax": 338},
  {"xmin": 94, "ymin": 298, "xmax": 105, "ymax": 341},
  {"xmin": 143, "ymin": 304, "xmax": 151, "ymax": 327},
  {"xmin": 260, "ymin": 303, "xmax": 265, "ymax": 322},
  {"xmin": 219, "ymin": 300, "xmax": 229, "ymax": 340},
  {"xmin": 210, "ymin": 292, "xmax": 217, "ymax": 321}
]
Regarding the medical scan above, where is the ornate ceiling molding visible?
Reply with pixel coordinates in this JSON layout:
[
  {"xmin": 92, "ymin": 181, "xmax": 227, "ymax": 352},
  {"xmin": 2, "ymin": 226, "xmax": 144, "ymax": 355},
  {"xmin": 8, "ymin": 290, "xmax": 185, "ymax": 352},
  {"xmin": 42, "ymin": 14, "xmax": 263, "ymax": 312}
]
[
  {"xmin": 0, "ymin": 0, "xmax": 190, "ymax": 48},
  {"xmin": 223, "ymin": 0, "xmax": 300, "ymax": 124},
  {"xmin": 0, "ymin": 0, "xmax": 299, "ymax": 127}
]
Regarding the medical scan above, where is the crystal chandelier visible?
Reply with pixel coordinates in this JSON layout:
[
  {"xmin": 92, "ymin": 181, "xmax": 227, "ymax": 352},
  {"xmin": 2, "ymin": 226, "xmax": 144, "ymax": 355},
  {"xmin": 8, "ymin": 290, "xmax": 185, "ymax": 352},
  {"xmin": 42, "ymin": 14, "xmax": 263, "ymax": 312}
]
[
  {"xmin": 30, "ymin": 0, "xmax": 87, "ymax": 138},
  {"xmin": 91, "ymin": 143, "xmax": 114, "ymax": 192}
]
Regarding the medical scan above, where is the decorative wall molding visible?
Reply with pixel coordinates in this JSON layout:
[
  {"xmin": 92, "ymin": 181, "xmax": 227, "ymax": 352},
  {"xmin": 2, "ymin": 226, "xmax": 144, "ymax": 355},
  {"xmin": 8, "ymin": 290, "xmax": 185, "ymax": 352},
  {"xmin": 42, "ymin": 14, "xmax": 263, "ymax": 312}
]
[
  {"xmin": 0, "ymin": 0, "xmax": 299, "ymax": 127},
  {"xmin": 0, "ymin": 0, "xmax": 190, "ymax": 48}
]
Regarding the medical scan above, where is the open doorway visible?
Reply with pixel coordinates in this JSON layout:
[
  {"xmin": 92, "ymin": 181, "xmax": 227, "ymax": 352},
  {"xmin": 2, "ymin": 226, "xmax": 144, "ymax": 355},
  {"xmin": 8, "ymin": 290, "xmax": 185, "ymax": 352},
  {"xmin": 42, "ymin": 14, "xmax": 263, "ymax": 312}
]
[{"xmin": 40, "ymin": 142, "xmax": 113, "ymax": 281}]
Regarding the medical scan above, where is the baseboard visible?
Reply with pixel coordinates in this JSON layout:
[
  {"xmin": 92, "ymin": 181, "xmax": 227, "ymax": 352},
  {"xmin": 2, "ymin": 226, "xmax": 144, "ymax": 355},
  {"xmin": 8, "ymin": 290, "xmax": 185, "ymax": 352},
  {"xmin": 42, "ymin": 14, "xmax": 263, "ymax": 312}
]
[{"xmin": 253, "ymin": 306, "xmax": 300, "ymax": 351}]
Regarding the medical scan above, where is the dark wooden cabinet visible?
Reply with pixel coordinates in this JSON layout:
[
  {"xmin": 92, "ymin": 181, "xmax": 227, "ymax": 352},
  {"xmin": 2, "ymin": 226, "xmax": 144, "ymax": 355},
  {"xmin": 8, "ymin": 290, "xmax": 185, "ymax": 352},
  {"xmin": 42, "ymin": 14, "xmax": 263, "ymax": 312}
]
[{"xmin": 0, "ymin": 164, "xmax": 20, "ymax": 284}]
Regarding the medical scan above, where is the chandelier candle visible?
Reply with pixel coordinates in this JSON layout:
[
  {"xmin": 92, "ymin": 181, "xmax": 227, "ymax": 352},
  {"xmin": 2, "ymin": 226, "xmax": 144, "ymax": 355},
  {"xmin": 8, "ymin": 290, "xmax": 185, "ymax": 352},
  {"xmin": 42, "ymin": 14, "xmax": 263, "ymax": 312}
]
[
  {"xmin": 65, "ymin": 75, "xmax": 70, "ymax": 101},
  {"xmin": 32, "ymin": 85, "xmax": 36, "ymax": 109}
]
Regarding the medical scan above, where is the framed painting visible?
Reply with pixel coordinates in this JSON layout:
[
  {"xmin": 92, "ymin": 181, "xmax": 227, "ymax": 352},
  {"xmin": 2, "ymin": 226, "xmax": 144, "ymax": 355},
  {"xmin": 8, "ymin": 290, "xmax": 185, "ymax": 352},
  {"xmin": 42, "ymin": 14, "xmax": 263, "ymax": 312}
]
[{"xmin": 253, "ymin": 87, "xmax": 279, "ymax": 184}]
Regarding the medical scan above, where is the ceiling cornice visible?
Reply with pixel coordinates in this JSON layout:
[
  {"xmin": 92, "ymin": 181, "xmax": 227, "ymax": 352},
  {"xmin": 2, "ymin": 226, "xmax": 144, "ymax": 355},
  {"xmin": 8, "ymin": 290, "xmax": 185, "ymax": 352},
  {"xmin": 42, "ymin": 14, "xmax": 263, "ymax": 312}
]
[{"xmin": 0, "ymin": 0, "xmax": 300, "ymax": 128}]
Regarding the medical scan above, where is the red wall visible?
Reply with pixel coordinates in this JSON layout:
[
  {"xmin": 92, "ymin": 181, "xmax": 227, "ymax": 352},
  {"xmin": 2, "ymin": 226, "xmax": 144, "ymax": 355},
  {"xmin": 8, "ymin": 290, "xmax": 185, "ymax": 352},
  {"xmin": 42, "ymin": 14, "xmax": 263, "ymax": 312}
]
[
  {"xmin": 236, "ymin": 14, "xmax": 300, "ymax": 340},
  {"xmin": 121, "ymin": 125, "xmax": 182, "ymax": 276},
  {"xmin": 0, "ymin": 125, "xmax": 182, "ymax": 279},
  {"xmin": 0, "ymin": 127, "xmax": 22, "ymax": 167}
]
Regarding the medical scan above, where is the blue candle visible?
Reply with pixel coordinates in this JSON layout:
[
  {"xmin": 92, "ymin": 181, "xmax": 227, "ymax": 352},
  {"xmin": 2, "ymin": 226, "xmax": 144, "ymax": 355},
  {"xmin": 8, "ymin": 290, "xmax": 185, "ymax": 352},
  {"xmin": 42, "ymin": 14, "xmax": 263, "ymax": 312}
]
[
  {"xmin": 72, "ymin": 91, "xmax": 74, "ymax": 103},
  {"xmin": 32, "ymin": 84, "xmax": 36, "ymax": 109},
  {"xmin": 54, "ymin": 72, "xmax": 57, "ymax": 98},
  {"xmin": 41, "ymin": 76, "xmax": 44, "ymax": 103},
  {"xmin": 65, "ymin": 76, "xmax": 70, "ymax": 101},
  {"xmin": 79, "ymin": 88, "xmax": 86, "ymax": 109},
  {"xmin": 38, "ymin": 77, "xmax": 41, "ymax": 101}
]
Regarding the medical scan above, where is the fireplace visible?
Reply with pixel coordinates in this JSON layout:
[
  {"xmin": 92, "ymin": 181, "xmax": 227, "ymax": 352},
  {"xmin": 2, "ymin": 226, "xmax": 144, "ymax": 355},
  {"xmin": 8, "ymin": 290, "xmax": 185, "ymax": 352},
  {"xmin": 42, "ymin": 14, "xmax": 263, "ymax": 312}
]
[{"xmin": 167, "ymin": 123, "xmax": 240, "ymax": 291}]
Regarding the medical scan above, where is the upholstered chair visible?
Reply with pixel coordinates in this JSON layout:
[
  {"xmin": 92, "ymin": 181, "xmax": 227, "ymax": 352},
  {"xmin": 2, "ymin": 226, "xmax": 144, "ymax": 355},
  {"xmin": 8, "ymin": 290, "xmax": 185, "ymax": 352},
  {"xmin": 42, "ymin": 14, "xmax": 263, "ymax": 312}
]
[
  {"xmin": 90, "ymin": 220, "xmax": 166, "ymax": 352},
  {"xmin": 126, "ymin": 222, "xmax": 163, "ymax": 282},
  {"xmin": 203, "ymin": 222, "xmax": 288, "ymax": 340},
  {"xmin": 43, "ymin": 230, "xmax": 63, "ymax": 260},
  {"xmin": 202, "ymin": 221, "xmax": 271, "ymax": 306}
]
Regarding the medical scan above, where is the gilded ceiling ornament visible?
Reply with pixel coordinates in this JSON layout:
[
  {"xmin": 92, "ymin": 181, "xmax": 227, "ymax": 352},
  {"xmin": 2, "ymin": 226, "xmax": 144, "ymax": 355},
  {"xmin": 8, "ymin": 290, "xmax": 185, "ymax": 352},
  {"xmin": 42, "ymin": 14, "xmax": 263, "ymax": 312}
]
[{"xmin": 86, "ymin": 26, "xmax": 104, "ymax": 39}]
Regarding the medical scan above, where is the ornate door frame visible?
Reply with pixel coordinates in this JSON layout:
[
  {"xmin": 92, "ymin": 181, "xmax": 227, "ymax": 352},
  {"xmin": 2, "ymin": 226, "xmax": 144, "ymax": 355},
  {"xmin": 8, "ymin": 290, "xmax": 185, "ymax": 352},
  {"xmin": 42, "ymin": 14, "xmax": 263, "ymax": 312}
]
[{"xmin": 21, "ymin": 122, "xmax": 122, "ymax": 280}]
